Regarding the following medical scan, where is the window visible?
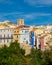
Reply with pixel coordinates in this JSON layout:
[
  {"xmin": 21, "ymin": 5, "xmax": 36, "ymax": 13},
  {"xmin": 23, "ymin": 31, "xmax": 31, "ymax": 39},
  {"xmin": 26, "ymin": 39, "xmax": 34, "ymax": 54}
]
[
  {"xmin": 7, "ymin": 39, "xmax": 9, "ymax": 43},
  {"xmin": 22, "ymin": 31, "xmax": 23, "ymax": 32},
  {"xmin": 25, "ymin": 31, "xmax": 28, "ymax": 33},
  {"xmin": 0, "ymin": 30, "xmax": 2, "ymax": 32},
  {"xmin": 4, "ymin": 30, "xmax": 5, "ymax": 32},
  {"xmin": 4, "ymin": 40, "xmax": 5, "ymax": 43},
  {"xmin": 0, "ymin": 35, "xmax": 2, "ymax": 38},
  {"xmin": 26, "ymin": 41, "xmax": 28, "ymax": 44},
  {"xmin": 8, "ymin": 29, "xmax": 9, "ymax": 31},
  {"xmin": 38, "ymin": 44, "xmax": 41, "ymax": 50},
  {"xmin": 8, "ymin": 34, "xmax": 9, "ymax": 37},
  {"xmin": 17, "ymin": 35, "xmax": 18, "ymax": 38},
  {"xmin": 21, "ymin": 21, "xmax": 22, "ymax": 24},
  {"xmin": 14, "ymin": 31, "xmax": 16, "ymax": 32},
  {"xmin": 17, "ymin": 31, "xmax": 19, "ymax": 32},
  {"xmin": 11, "ymin": 34, "xmax": 13, "ymax": 38},
  {"xmin": 24, "ymin": 38, "xmax": 26, "ymax": 40},
  {"xmin": 0, "ymin": 40, "xmax": 2, "ymax": 43},
  {"xmin": 23, "ymin": 41, "xmax": 25, "ymax": 43},
  {"xmin": 9, "ymin": 29, "xmax": 11, "ymax": 31},
  {"xmin": 4, "ymin": 34, "xmax": 5, "ymax": 38}
]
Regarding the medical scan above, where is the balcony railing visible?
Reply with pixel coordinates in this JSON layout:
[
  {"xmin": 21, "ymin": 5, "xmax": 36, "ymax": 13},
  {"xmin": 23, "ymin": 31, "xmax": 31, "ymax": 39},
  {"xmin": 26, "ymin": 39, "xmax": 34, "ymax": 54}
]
[{"xmin": 0, "ymin": 36, "xmax": 13, "ymax": 39}]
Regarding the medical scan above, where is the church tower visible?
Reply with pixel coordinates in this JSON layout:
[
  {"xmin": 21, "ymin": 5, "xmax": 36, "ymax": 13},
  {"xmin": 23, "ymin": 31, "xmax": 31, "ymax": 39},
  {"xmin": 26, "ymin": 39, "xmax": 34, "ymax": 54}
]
[{"xmin": 17, "ymin": 19, "xmax": 24, "ymax": 26}]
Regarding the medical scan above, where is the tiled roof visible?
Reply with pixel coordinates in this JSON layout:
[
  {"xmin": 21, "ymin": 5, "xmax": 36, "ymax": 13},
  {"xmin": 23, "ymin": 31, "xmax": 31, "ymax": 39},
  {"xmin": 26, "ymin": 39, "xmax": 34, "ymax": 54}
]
[{"xmin": 14, "ymin": 25, "xmax": 30, "ymax": 29}]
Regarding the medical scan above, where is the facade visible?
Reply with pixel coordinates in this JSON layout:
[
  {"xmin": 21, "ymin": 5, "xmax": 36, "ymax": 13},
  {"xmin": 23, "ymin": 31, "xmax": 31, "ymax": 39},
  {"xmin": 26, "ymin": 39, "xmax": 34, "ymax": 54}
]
[
  {"xmin": 19, "ymin": 26, "xmax": 36, "ymax": 46},
  {"xmin": 13, "ymin": 19, "xmax": 30, "ymax": 44},
  {"xmin": 39, "ymin": 37, "xmax": 45, "ymax": 50},
  {"xmin": 44, "ymin": 32, "xmax": 52, "ymax": 49},
  {"xmin": 13, "ymin": 27, "xmax": 20, "ymax": 43},
  {"xmin": 0, "ymin": 20, "xmax": 16, "ymax": 28},
  {"xmin": 45, "ymin": 25, "xmax": 52, "ymax": 33},
  {"xmin": 0, "ymin": 26, "xmax": 13, "ymax": 44},
  {"xmin": 37, "ymin": 36, "xmax": 45, "ymax": 50},
  {"xmin": 0, "ymin": 19, "xmax": 52, "ymax": 52},
  {"xmin": 34, "ymin": 27, "xmax": 45, "ymax": 36},
  {"xmin": 13, "ymin": 19, "xmax": 24, "ymax": 43},
  {"xmin": 30, "ymin": 31, "xmax": 35, "ymax": 46},
  {"xmin": 20, "ymin": 27, "xmax": 30, "ymax": 44},
  {"xmin": 37, "ymin": 32, "xmax": 52, "ymax": 50}
]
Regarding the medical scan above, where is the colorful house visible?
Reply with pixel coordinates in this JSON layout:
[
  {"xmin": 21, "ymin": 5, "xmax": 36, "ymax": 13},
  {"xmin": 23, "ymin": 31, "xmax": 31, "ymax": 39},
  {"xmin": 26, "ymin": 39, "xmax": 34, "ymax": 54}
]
[
  {"xmin": 20, "ymin": 27, "xmax": 30, "ymax": 44},
  {"xmin": 13, "ymin": 19, "xmax": 24, "ymax": 43},
  {"xmin": 37, "ymin": 36, "xmax": 45, "ymax": 50},
  {"xmin": 0, "ymin": 26, "xmax": 13, "ymax": 44},
  {"xmin": 37, "ymin": 32, "xmax": 52, "ymax": 50},
  {"xmin": 30, "ymin": 31, "xmax": 35, "ymax": 46},
  {"xmin": 13, "ymin": 27, "xmax": 20, "ymax": 43}
]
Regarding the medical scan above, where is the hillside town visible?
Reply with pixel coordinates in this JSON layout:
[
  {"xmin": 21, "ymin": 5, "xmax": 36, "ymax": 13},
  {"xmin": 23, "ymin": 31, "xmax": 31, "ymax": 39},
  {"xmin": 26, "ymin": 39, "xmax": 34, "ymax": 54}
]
[{"xmin": 0, "ymin": 19, "xmax": 52, "ymax": 55}]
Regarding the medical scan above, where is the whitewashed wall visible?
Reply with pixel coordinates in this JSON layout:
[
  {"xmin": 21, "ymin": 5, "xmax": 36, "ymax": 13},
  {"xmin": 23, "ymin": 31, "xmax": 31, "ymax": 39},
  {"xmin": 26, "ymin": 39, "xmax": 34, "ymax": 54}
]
[
  {"xmin": 0, "ymin": 29, "xmax": 13, "ymax": 44},
  {"xmin": 20, "ymin": 29, "xmax": 30, "ymax": 44}
]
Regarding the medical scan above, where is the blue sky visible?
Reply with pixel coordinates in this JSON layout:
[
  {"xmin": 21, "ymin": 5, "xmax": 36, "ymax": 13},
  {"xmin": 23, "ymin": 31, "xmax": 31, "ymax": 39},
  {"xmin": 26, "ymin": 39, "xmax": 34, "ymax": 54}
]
[{"xmin": 0, "ymin": 0, "xmax": 52, "ymax": 26}]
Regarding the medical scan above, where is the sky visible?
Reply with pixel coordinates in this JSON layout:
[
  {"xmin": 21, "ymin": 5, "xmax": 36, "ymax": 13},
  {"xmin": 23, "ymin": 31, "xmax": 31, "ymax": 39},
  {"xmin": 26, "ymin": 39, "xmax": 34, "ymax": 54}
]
[{"xmin": 0, "ymin": 0, "xmax": 52, "ymax": 26}]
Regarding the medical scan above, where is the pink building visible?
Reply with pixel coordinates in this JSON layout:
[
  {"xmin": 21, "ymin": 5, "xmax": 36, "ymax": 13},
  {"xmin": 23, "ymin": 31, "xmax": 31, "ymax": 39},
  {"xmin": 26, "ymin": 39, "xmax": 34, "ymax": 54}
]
[{"xmin": 39, "ymin": 37, "xmax": 45, "ymax": 50}]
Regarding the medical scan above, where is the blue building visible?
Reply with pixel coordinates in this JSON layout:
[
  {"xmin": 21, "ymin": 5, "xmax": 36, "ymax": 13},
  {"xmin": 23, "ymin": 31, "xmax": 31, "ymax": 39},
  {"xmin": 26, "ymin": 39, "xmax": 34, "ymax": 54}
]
[{"xmin": 30, "ymin": 31, "xmax": 35, "ymax": 46}]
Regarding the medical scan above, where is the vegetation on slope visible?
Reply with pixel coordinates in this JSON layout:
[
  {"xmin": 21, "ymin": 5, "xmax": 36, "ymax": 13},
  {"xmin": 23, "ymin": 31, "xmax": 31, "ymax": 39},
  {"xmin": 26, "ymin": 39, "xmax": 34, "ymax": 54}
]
[{"xmin": 0, "ymin": 41, "xmax": 52, "ymax": 65}]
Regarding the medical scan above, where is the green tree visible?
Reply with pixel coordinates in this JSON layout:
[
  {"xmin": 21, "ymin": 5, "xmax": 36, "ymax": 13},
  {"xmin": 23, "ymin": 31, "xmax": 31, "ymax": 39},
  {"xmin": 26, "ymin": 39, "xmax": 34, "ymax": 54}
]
[
  {"xmin": 42, "ymin": 49, "xmax": 52, "ymax": 65},
  {"xmin": 29, "ymin": 47, "xmax": 42, "ymax": 65},
  {"xmin": 0, "ymin": 41, "xmax": 52, "ymax": 65},
  {"xmin": 0, "ymin": 41, "xmax": 26, "ymax": 65},
  {"xmin": 29, "ymin": 47, "xmax": 52, "ymax": 65}
]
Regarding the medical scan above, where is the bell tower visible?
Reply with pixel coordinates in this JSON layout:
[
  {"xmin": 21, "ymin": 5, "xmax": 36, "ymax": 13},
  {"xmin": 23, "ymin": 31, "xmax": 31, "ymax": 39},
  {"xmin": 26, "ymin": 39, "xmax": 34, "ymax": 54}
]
[{"xmin": 17, "ymin": 19, "xmax": 24, "ymax": 26}]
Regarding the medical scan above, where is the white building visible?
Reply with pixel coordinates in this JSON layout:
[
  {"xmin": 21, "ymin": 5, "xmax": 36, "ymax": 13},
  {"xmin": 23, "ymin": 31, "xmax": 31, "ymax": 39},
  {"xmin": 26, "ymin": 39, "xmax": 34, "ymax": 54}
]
[
  {"xmin": 20, "ymin": 27, "xmax": 30, "ymax": 44},
  {"xmin": 0, "ymin": 26, "xmax": 13, "ymax": 44},
  {"xmin": 45, "ymin": 25, "xmax": 52, "ymax": 33}
]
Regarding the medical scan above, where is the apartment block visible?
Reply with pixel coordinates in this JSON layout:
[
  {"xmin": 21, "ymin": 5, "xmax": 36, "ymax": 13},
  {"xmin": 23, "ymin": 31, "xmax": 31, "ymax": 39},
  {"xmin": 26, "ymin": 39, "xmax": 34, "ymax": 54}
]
[{"xmin": 0, "ymin": 26, "xmax": 13, "ymax": 44}]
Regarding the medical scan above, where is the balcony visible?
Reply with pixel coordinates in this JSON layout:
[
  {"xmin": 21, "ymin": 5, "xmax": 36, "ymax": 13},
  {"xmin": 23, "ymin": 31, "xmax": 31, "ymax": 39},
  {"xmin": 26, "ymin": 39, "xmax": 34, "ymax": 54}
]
[{"xmin": 0, "ymin": 36, "xmax": 13, "ymax": 39}]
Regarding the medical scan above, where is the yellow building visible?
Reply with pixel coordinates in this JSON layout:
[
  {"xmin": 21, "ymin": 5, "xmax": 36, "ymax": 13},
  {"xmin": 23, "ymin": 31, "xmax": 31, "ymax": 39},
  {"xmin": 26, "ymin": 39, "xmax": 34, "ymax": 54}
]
[
  {"xmin": 13, "ymin": 19, "xmax": 24, "ymax": 43},
  {"xmin": 13, "ymin": 19, "xmax": 32, "ymax": 55},
  {"xmin": 34, "ymin": 27, "xmax": 45, "ymax": 35},
  {"xmin": 13, "ymin": 27, "xmax": 20, "ymax": 43}
]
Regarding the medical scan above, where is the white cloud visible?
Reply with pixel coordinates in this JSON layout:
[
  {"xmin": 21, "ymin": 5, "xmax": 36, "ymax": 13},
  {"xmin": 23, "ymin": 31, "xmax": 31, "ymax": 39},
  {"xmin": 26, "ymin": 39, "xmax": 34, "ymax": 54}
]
[
  {"xmin": 0, "ymin": 0, "xmax": 13, "ymax": 4},
  {"xmin": 0, "ymin": 12, "xmax": 23, "ymax": 21},
  {"xmin": 0, "ymin": 12, "xmax": 23, "ymax": 17},
  {"xmin": 38, "ymin": 0, "xmax": 52, "ymax": 5},
  {"xmin": 0, "ymin": 12, "xmax": 52, "ymax": 21},
  {"xmin": 0, "ymin": 0, "xmax": 6, "ymax": 3},
  {"xmin": 22, "ymin": 13, "xmax": 52, "ymax": 19},
  {"xmin": 24, "ymin": 0, "xmax": 52, "ymax": 6}
]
